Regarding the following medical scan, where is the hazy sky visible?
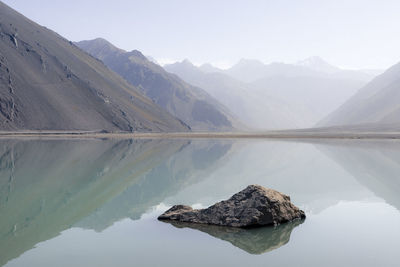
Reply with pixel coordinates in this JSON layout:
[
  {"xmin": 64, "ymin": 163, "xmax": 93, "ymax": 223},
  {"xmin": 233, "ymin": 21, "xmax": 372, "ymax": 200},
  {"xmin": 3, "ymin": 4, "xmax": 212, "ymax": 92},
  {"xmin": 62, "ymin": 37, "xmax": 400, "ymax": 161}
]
[{"xmin": 3, "ymin": 0, "xmax": 400, "ymax": 69}]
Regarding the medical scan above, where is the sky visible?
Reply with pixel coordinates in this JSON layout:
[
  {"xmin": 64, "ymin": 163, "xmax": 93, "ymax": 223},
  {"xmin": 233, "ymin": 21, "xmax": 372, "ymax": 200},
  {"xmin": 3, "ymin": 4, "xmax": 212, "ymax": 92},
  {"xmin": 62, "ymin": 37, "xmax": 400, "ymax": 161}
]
[{"xmin": 3, "ymin": 0, "xmax": 400, "ymax": 70}]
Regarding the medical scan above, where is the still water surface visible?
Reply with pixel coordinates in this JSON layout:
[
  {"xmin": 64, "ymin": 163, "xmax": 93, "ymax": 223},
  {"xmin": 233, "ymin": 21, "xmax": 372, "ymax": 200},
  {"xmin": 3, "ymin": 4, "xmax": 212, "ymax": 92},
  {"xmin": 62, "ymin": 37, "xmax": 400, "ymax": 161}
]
[{"xmin": 1, "ymin": 139, "xmax": 400, "ymax": 266}]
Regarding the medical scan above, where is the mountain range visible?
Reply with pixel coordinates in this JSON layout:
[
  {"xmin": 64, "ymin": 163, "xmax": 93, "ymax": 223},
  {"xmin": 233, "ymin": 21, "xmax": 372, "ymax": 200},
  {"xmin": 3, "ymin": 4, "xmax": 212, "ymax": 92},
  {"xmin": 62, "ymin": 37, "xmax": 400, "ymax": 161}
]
[
  {"xmin": 1, "ymin": 0, "xmax": 399, "ymax": 133},
  {"xmin": 76, "ymin": 38, "xmax": 239, "ymax": 131},
  {"xmin": 222, "ymin": 57, "xmax": 376, "ymax": 84},
  {"xmin": 164, "ymin": 59, "xmax": 370, "ymax": 129}
]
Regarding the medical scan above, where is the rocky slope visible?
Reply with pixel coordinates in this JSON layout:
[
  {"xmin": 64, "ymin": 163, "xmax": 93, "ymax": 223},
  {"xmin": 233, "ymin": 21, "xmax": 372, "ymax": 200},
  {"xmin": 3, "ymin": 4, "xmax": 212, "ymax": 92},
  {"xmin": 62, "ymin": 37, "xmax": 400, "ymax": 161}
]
[{"xmin": 0, "ymin": 2, "xmax": 189, "ymax": 132}]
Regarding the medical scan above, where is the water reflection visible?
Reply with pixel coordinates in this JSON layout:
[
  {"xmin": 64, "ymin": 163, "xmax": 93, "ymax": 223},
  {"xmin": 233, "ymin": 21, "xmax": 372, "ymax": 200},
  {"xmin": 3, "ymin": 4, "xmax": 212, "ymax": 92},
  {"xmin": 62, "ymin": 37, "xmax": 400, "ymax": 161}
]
[
  {"xmin": 164, "ymin": 141, "xmax": 373, "ymax": 213},
  {"xmin": 75, "ymin": 140, "xmax": 232, "ymax": 231},
  {"xmin": 315, "ymin": 140, "xmax": 400, "ymax": 211},
  {"xmin": 1, "ymin": 138, "xmax": 400, "ymax": 267},
  {"xmin": 162, "ymin": 219, "xmax": 304, "ymax": 254},
  {"xmin": 0, "ymin": 139, "xmax": 232, "ymax": 266}
]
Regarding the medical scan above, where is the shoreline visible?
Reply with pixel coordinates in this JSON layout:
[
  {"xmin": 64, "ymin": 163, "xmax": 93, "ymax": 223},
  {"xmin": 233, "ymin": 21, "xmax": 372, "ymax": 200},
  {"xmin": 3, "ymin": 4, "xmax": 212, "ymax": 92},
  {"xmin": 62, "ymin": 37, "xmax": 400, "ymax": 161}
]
[{"xmin": 1, "ymin": 131, "xmax": 400, "ymax": 140}]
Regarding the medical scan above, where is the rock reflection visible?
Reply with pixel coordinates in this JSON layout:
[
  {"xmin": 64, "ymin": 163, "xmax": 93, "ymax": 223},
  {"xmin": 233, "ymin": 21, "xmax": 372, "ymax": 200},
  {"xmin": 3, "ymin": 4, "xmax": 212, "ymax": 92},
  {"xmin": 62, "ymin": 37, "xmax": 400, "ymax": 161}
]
[{"xmin": 163, "ymin": 219, "xmax": 304, "ymax": 254}]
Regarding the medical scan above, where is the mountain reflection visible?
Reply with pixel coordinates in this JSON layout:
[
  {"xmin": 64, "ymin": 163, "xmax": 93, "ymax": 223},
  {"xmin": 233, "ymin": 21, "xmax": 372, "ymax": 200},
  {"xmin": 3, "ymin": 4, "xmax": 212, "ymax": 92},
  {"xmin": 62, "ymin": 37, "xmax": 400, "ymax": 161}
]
[
  {"xmin": 315, "ymin": 140, "xmax": 400, "ymax": 211},
  {"xmin": 0, "ymin": 139, "xmax": 232, "ymax": 266},
  {"xmin": 2, "ymin": 139, "xmax": 400, "ymax": 266},
  {"xmin": 162, "ymin": 219, "xmax": 304, "ymax": 254}
]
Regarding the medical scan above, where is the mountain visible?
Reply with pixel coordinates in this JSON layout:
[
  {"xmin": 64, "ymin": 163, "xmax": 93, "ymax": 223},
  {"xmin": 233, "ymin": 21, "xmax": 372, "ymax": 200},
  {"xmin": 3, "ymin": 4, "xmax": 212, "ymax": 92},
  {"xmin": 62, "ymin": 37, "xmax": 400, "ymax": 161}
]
[
  {"xmin": 165, "ymin": 60, "xmax": 365, "ymax": 130},
  {"xmin": 164, "ymin": 60, "xmax": 297, "ymax": 129},
  {"xmin": 297, "ymin": 56, "xmax": 384, "ymax": 80},
  {"xmin": 296, "ymin": 56, "xmax": 341, "ymax": 74},
  {"xmin": 250, "ymin": 75, "xmax": 365, "ymax": 128},
  {"xmin": 224, "ymin": 59, "xmax": 271, "ymax": 83},
  {"xmin": 0, "ymin": 2, "xmax": 189, "ymax": 132},
  {"xmin": 319, "ymin": 61, "xmax": 400, "ymax": 129},
  {"xmin": 76, "ymin": 39, "xmax": 239, "ymax": 131},
  {"xmin": 199, "ymin": 63, "xmax": 224, "ymax": 74}
]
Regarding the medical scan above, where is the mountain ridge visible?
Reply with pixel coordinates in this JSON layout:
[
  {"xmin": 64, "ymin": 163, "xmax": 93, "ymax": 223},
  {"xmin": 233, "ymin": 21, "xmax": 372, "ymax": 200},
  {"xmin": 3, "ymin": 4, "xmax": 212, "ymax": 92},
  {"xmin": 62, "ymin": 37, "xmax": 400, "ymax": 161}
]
[
  {"xmin": 0, "ymin": 1, "xmax": 189, "ymax": 132},
  {"xmin": 76, "ymin": 38, "xmax": 240, "ymax": 131},
  {"xmin": 178, "ymin": 57, "xmax": 377, "ymax": 83}
]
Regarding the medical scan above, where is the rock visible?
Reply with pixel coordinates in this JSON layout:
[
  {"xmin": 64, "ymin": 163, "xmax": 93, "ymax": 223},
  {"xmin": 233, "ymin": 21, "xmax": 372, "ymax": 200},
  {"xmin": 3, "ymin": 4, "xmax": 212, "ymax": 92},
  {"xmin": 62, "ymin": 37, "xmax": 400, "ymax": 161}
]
[{"xmin": 158, "ymin": 185, "xmax": 305, "ymax": 228}]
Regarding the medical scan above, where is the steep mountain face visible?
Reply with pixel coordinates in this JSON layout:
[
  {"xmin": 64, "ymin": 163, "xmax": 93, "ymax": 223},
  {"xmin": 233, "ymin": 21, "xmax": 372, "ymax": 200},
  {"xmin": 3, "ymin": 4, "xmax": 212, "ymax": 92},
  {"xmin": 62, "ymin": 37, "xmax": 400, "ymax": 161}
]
[
  {"xmin": 165, "ymin": 60, "xmax": 365, "ymax": 130},
  {"xmin": 0, "ymin": 2, "xmax": 189, "ymax": 132},
  {"xmin": 319, "ymin": 61, "xmax": 400, "ymax": 129},
  {"xmin": 76, "ymin": 39, "xmax": 239, "ymax": 131}
]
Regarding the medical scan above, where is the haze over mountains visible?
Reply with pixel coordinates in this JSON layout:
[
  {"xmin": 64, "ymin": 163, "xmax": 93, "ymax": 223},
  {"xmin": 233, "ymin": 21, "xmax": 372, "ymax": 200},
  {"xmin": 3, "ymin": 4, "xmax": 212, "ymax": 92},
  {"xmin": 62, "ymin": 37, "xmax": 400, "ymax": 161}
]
[
  {"xmin": 319, "ymin": 61, "xmax": 400, "ymax": 130},
  {"xmin": 76, "ymin": 38, "xmax": 239, "ymax": 131},
  {"xmin": 0, "ymin": 2, "xmax": 189, "ymax": 132},
  {"xmin": 164, "ymin": 58, "xmax": 372, "ymax": 129},
  {"xmin": 220, "ymin": 57, "xmax": 376, "ymax": 84},
  {"xmin": 1, "ymin": 0, "xmax": 399, "ymax": 133}
]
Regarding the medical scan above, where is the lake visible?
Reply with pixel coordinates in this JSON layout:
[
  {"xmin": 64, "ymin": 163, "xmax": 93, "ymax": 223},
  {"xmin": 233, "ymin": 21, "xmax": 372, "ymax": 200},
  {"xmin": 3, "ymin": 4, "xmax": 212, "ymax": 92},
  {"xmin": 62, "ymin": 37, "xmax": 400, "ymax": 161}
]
[{"xmin": 1, "ymin": 138, "xmax": 400, "ymax": 266}]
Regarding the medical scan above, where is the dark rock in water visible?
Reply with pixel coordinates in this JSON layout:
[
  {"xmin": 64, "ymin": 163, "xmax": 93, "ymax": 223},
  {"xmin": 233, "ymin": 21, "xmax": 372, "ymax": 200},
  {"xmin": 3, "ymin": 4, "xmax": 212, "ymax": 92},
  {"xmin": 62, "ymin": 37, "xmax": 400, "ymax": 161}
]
[
  {"xmin": 164, "ymin": 219, "xmax": 304, "ymax": 254},
  {"xmin": 158, "ymin": 185, "xmax": 305, "ymax": 228}
]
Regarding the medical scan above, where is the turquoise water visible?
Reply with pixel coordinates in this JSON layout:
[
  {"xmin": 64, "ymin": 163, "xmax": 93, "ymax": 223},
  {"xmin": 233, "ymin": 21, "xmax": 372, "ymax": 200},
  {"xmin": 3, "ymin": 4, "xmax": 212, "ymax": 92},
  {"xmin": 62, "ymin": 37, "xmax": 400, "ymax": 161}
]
[{"xmin": 1, "ymin": 139, "xmax": 400, "ymax": 266}]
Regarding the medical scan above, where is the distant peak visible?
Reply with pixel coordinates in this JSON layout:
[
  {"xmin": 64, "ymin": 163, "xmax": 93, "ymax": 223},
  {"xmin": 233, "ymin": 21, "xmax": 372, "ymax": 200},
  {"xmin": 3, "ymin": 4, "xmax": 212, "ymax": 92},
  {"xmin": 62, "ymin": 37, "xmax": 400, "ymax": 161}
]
[
  {"xmin": 163, "ymin": 59, "xmax": 198, "ymax": 69},
  {"xmin": 86, "ymin": 38, "xmax": 115, "ymax": 48},
  {"xmin": 76, "ymin": 37, "xmax": 125, "ymax": 53},
  {"xmin": 182, "ymin": 59, "xmax": 194, "ymax": 66},
  {"xmin": 92, "ymin": 37, "xmax": 110, "ymax": 44},
  {"xmin": 199, "ymin": 63, "xmax": 224, "ymax": 73},
  {"xmin": 127, "ymin": 49, "xmax": 147, "ymax": 60},
  {"xmin": 296, "ymin": 56, "xmax": 340, "ymax": 73},
  {"xmin": 297, "ymin": 56, "xmax": 327, "ymax": 65},
  {"xmin": 200, "ymin": 63, "xmax": 214, "ymax": 68},
  {"xmin": 233, "ymin": 58, "xmax": 265, "ymax": 69}
]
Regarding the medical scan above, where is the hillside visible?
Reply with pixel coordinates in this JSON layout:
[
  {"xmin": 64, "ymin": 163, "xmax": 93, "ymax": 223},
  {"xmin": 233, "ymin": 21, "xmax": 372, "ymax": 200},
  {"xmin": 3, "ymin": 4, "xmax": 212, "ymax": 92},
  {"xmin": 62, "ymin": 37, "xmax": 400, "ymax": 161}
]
[
  {"xmin": 319, "ymin": 61, "xmax": 400, "ymax": 128},
  {"xmin": 76, "ymin": 39, "xmax": 239, "ymax": 131},
  {"xmin": 0, "ymin": 2, "xmax": 189, "ymax": 132}
]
